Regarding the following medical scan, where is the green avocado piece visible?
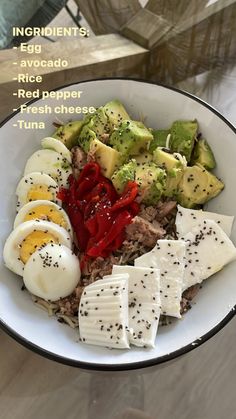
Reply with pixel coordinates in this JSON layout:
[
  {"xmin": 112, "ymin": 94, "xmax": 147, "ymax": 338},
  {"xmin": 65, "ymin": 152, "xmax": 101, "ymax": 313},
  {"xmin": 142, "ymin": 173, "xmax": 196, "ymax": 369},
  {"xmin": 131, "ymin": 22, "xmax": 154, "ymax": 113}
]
[
  {"xmin": 149, "ymin": 129, "xmax": 170, "ymax": 153},
  {"xmin": 153, "ymin": 148, "xmax": 183, "ymax": 171},
  {"xmin": 104, "ymin": 100, "xmax": 130, "ymax": 129},
  {"xmin": 135, "ymin": 162, "xmax": 166, "ymax": 205},
  {"xmin": 134, "ymin": 152, "xmax": 153, "ymax": 165},
  {"xmin": 52, "ymin": 120, "xmax": 83, "ymax": 150},
  {"xmin": 191, "ymin": 138, "xmax": 216, "ymax": 170},
  {"xmin": 153, "ymin": 148, "xmax": 184, "ymax": 197},
  {"xmin": 109, "ymin": 120, "xmax": 153, "ymax": 157},
  {"xmin": 82, "ymin": 107, "xmax": 110, "ymax": 141},
  {"xmin": 78, "ymin": 125, "xmax": 97, "ymax": 153},
  {"xmin": 177, "ymin": 164, "xmax": 224, "ymax": 208},
  {"xmin": 170, "ymin": 120, "xmax": 198, "ymax": 162},
  {"xmin": 163, "ymin": 168, "xmax": 183, "ymax": 198},
  {"xmin": 89, "ymin": 139, "xmax": 123, "ymax": 179},
  {"xmin": 111, "ymin": 160, "xmax": 137, "ymax": 194}
]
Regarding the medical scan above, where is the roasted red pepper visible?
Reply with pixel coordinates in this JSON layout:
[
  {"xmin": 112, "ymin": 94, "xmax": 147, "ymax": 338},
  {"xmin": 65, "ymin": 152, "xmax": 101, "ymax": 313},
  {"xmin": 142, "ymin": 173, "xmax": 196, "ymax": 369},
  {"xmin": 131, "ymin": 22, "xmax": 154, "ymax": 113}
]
[
  {"xmin": 58, "ymin": 162, "xmax": 139, "ymax": 263},
  {"xmin": 110, "ymin": 181, "xmax": 138, "ymax": 212},
  {"xmin": 87, "ymin": 211, "xmax": 132, "ymax": 257}
]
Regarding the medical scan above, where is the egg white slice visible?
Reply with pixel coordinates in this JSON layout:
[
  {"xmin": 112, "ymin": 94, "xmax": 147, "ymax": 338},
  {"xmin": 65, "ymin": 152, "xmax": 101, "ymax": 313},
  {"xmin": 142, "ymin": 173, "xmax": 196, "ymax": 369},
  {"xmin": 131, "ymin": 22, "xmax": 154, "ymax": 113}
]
[
  {"xmin": 13, "ymin": 200, "xmax": 72, "ymax": 237},
  {"xmin": 3, "ymin": 220, "xmax": 72, "ymax": 276},
  {"xmin": 23, "ymin": 244, "xmax": 80, "ymax": 301},
  {"xmin": 16, "ymin": 172, "xmax": 61, "ymax": 210},
  {"xmin": 24, "ymin": 149, "xmax": 72, "ymax": 188},
  {"xmin": 41, "ymin": 137, "xmax": 72, "ymax": 163},
  {"xmin": 176, "ymin": 205, "xmax": 234, "ymax": 237}
]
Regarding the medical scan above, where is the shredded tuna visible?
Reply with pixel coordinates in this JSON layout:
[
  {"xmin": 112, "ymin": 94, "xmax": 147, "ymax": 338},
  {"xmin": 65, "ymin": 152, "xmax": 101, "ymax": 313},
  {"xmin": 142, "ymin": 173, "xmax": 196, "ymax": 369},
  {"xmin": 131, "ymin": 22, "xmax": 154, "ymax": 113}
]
[
  {"xmin": 71, "ymin": 146, "xmax": 87, "ymax": 178},
  {"xmin": 125, "ymin": 215, "xmax": 165, "ymax": 248},
  {"xmin": 183, "ymin": 284, "xmax": 200, "ymax": 301},
  {"xmin": 180, "ymin": 284, "xmax": 200, "ymax": 314},
  {"xmin": 100, "ymin": 133, "xmax": 110, "ymax": 143},
  {"xmin": 115, "ymin": 240, "xmax": 149, "ymax": 264},
  {"xmin": 82, "ymin": 255, "xmax": 121, "ymax": 285},
  {"xmin": 156, "ymin": 200, "xmax": 177, "ymax": 221},
  {"xmin": 57, "ymin": 285, "xmax": 84, "ymax": 316},
  {"xmin": 139, "ymin": 205, "xmax": 158, "ymax": 222}
]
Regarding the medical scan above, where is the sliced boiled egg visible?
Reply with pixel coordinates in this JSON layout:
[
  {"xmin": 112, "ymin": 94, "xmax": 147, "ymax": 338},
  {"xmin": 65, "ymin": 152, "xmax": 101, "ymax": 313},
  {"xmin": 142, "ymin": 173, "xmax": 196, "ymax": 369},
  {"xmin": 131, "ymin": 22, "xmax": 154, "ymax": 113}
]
[
  {"xmin": 13, "ymin": 200, "xmax": 72, "ymax": 237},
  {"xmin": 24, "ymin": 149, "xmax": 72, "ymax": 187},
  {"xmin": 23, "ymin": 243, "xmax": 80, "ymax": 301},
  {"xmin": 3, "ymin": 220, "xmax": 72, "ymax": 276},
  {"xmin": 16, "ymin": 172, "xmax": 61, "ymax": 209},
  {"xmin": 41, "ymin": 137, "xmax": 72, "ymax": 163}
]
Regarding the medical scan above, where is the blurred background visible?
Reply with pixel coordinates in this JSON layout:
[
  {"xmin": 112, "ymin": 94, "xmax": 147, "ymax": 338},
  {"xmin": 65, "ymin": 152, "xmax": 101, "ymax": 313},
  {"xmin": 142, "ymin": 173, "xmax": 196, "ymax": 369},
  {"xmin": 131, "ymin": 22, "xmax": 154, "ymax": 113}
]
[{"xmin": 0, "ymin": 0, "xmax": 236, "ymax": 123}]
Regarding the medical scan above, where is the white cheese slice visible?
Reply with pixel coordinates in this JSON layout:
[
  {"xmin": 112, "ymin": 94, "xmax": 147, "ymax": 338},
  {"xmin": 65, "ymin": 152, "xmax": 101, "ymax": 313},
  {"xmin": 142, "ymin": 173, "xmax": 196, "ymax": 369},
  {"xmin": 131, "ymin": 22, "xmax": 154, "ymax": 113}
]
[
  {"xmin": 182, "ymin": 219, "xmax": 236, "ymax": 291},
  {"xmin": 176, "ymin": 205, "xmax": 234, "ymax": 237},
  {"xmin": 79, "ymin": 275, "xmax": 129, "ymax": 349},
  {"xmin": 135, "ymin": 240, "xmax": 186, "ymax": 318},
  {"xmin": 112, "ymin": 266, "xmax": 161, "ymax": 348}
]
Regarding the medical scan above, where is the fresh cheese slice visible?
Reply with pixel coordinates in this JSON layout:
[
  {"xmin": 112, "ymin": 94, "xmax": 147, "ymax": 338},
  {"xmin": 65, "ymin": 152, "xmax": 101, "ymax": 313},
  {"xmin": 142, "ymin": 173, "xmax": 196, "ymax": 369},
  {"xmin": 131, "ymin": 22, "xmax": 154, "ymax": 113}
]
[
  {"xmin": 135, "ymin": 240, "xmax": 186, "ymax": 318},
  {"xmin": 182, "ymin": 219, "xmax": 236, "ymax": 291},
  {"xmin": 176, "ymin": 205, "xmax": 234, "ymax": 237},
  {"xmin": 112, "ymin": 266, "xmax": 161, "ymax": 348},
  {"xmin": 79, "ymin": 274, "xmax": 129, "ymax": 349}
]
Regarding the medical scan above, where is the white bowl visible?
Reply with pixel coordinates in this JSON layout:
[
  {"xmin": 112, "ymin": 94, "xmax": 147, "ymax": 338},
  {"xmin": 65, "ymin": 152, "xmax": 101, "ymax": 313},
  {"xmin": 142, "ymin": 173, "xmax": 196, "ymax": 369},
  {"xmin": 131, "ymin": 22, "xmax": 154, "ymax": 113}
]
[{"xmin": 0, "ymin": 79, "xmax": 235, "ymax": 370}]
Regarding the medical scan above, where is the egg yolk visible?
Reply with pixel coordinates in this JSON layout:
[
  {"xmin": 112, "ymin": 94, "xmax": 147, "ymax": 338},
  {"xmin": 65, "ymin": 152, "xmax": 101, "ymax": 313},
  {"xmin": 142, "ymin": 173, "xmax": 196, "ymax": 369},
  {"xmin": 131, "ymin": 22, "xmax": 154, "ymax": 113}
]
[
  {"xmin": 27, "ymin": 185, "xmax": 53, "ymax": 202},
  {"xmin": 19, "ymin": 231, "xmax": 59, "ymax": 264},
  {"xmin": 23, "ymin": 205, "xmax": 67, "ymax": 229}
]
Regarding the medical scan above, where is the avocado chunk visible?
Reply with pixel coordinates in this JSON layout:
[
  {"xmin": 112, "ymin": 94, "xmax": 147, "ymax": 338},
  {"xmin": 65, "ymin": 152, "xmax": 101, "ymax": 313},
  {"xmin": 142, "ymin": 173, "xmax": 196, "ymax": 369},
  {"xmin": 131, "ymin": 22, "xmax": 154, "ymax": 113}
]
[
  {"xmin": 153, "ymin": 148, "xmax": 184, "ymax": 197},
  {"xmin": 78, "ymin": 125, "xmax": 97, "ymax": 153},
  {"xmin": 135, "ymin": 162, "xmax": 166, "ymax": 205},
  {"xmin": 134, "ymin": 152, "xmax": 153, "ymax": 165},
  {"xmin": 177, "ymin": 164, "xmax": 224, "ymax": 208},
  {"xmin": 164, "ymin": 168, "xmax": 183, "ymax": 197},
  {"xmin": 153, "ymin": 148, "xmax": 183, "ymax": 171},
  {"xmin": 169, "ymin": 120, "xmax": 198, "ymax": 162},
  {"xmin": 89, "ymin": 139, "xmax": 123, "ymax": 179},
  {"xmin": 191, "ymin": 138, "xmax": 216, "ymax": 170},
  {"xmin": 82, "ymin": 107, "xmax": 110, "ymax": 141},
  {"xmin": 52, "ymin": 120, "xmax": 83, "ymax": 150},
  {"xmin": 111, "ymin": 160, "xmax": 137, "ymax": 194},
  {"xmin": 104, "ymin": 100, "xmax": 130, "ymax": 129},
  {"xmin": 109, "ymin": 120, "xmax": 153, "ymax": 157},
  {"xmin": 149, "ymin": 129, "xmax": 170, "ymax": 152}
]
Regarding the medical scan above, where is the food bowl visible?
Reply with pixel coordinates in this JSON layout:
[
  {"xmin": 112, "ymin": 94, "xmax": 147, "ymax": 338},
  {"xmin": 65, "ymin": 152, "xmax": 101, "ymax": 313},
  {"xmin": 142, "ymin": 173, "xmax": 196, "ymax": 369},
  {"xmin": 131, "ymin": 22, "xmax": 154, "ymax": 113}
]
[{"xmin": 0, "ymin": 78, "xmax": 235, "ymax": 370}]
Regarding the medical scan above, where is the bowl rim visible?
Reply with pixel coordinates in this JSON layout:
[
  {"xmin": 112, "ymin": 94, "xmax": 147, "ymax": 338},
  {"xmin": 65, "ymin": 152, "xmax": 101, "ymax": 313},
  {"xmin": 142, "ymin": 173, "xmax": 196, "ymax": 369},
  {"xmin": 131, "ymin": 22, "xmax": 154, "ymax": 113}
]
[{"xmin": 0, "ymin": 77, "xmax": 236, "ymax": 371}]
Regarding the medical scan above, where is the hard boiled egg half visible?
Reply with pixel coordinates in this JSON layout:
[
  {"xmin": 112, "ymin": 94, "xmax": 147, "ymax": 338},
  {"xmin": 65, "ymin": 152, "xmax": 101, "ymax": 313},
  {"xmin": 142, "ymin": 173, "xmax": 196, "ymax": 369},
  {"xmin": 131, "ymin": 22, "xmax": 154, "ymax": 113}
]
[
  {"xmin": 3, "ymin": 220, "xmax": 72, "ymax": 276},
  {"xmin": 24, "ymin": 148, "xmax": 72, "ymax": 187},
  {"xmin": 16, "ymin": 172, "xmax": 61, "ymax": 209},
  {"xmin": 23, "ymin": 243, "xmax": 81, "ymax": 301},
  {"xmin": 41, "ymin": 137, "xmax": 72, "ymax": 164},
  {"xmin": 14, "ymin": 200, "xmax": 72, "ymax": 237}
]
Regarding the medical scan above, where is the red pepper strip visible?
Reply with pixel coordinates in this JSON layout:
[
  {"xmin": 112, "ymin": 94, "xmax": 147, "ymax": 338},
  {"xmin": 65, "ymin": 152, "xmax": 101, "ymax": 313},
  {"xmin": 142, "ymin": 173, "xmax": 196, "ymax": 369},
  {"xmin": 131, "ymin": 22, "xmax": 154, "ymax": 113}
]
[
  {"xmin": 84, "ymin": 216, "xmax": 98, "ymax": 236},
  {"xmin": 110, "ymin": 181, "xmax": 138, "ymax": 212},
  {"xmin": 94, "ymin": 211, "xmax": 113, "ymax": 242},
  {"xmin": 128, "ymin": 201, "xmax": 140, "ymax": 217},
  {"xmin": 86, "ymin": 209, "xmax": 113, "ymax": 247},
  {"xmin": 77, "ymin": 178, "xmax": 98, "ymax": 200},
  {"xmin": 78, "ymin": 162, "xmax": 101, "ymax": 183},
  {"xmin": 67, "ymin": 206, "xmax": 89, "ymax": 251},
  {"xmin": 87, "ymin": 210, "xmax": 132, "ymax": 257},
  {"xmin": 106, "ymin": 230, "xmax": 125, "ymax": 252},
  {"xmin": 76, "ymin": 162, "xmax": 102, "ymax": 199},
  {"xmin": 57, "ymin": 188, "xmax": 68, "ymax": 202}
]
